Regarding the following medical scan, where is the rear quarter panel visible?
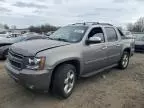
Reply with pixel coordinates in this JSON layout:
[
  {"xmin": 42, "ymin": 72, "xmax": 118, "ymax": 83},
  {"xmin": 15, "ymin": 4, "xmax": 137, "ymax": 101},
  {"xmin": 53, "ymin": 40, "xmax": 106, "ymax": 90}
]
[{"xmin": 121, "ymin": 38, "xmax": 134, "ymax": 56}]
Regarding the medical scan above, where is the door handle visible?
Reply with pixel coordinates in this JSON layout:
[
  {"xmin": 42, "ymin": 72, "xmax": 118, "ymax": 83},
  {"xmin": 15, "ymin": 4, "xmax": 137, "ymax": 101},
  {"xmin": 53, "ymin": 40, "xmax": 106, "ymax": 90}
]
[{"xmin": 116, "ymin": 44, "xmax": 120, "ymax": 47}]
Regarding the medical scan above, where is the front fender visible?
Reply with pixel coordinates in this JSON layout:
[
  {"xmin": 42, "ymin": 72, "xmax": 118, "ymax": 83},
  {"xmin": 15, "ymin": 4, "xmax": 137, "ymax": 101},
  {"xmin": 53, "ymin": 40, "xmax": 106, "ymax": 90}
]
[
  {"xmin": 45, "ymin": 55, "xmax": 82, "ymax": 70},
  {"xmin": 36, "ymin": 43, "xmax": 83, "ymax": 72},
  {"xmin": 54, "ymin": 57, "xmax": 81, "ymax": 67}
]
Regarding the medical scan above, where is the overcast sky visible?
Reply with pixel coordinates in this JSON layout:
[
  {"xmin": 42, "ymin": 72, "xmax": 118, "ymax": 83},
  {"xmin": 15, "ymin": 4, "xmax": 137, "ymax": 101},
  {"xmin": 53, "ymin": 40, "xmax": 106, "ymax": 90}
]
[{"xmin": 0, "ymin": 0, "xmax": 144, "ymax": 28}]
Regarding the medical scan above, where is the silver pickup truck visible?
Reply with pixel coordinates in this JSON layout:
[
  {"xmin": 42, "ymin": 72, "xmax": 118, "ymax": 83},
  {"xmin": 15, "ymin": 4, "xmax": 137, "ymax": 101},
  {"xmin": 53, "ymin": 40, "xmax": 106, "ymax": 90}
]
[{"xmin": 5, "ymin": 22, "xmax": 134, "ymax": 99}]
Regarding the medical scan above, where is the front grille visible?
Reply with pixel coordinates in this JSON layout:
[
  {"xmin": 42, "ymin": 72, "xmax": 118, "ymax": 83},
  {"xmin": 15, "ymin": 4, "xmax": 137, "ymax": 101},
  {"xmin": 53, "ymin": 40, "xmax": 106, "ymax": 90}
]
[
  {"xmin": 9, "ymin": 50, "xmax": 23, "ymax": 59},
  {"xmin": 9, "ymin": 60, "xmax": 22, "ymax": 69},
  {"xmin": 8, "ymin": 50, "xmax": 24, "ymax": 70}
]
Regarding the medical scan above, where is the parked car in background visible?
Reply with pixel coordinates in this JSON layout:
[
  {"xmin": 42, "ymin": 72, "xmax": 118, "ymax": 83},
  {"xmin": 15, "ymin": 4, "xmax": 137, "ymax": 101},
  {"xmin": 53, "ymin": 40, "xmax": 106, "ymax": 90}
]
[
  {"xmin": 8, "ymin": 33, "xmax": 21, "ymax": 38},
  {"xmin": 123, "ymin": 31, "xmax": 134, "ymax": 39},
  {"xmin": 0, "ymin": 32, "xmax": 22, "ymax": 38},
  {"xmin": 0, "ymin": 34, "xmax": 9, "ymax": 38},
  {"xmin": 122, "ymin": 31, "xmax": 135, "ymax": 53},
  {"xmin": 23, "ymin": 32, "xmax": 40, "ymax": 36},
  {"xmin": 134, "ymin": 34, "xmax": 144, "ymax": 52},
  {"xmin": 0, "ymin": 35, "xmax": 46, "ymax": 59},
  {"xmin": 5, "ymin": 22, "xmax": 134, "ymax": 99},
  {"xmin": 0, "ymin": 32, "xmax": 11, "ymax": 38}
]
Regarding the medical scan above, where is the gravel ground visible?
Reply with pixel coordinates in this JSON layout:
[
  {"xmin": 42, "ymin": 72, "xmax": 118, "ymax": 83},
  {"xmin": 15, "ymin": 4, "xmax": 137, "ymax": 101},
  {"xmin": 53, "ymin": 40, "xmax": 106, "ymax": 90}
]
[{"xmin": 0, "ymin": 53, "xmax": 144, "ymax": 108}]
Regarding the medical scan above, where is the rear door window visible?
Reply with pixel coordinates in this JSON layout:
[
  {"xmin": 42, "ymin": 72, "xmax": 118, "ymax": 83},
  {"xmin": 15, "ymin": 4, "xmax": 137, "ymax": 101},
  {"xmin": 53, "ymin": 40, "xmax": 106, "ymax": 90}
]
[{"xmin": 105, "ymin": 27, "xmax": 118, "ymax": 42}]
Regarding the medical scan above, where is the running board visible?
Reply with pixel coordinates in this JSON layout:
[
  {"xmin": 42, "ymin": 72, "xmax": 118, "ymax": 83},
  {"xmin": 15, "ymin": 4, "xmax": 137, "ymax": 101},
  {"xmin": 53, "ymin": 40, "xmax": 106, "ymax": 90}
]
[{"xmin": 81, "ymin": 64, "xmax": 118, "ymax": 77}]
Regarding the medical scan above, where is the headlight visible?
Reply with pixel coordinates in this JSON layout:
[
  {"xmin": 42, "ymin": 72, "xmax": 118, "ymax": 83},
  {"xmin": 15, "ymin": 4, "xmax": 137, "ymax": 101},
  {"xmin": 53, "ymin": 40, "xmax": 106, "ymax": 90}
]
[{"xmin": 26, "ymin": 56, "xmax": 46, "ymax": 70}]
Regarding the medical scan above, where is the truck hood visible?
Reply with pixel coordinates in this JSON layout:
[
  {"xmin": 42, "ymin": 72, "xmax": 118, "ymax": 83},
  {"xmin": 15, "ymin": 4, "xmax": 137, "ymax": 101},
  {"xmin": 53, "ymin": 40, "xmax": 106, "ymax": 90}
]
[{"xmin": 10, "ymin": 39, "xmax": 70, "ymax": 56}]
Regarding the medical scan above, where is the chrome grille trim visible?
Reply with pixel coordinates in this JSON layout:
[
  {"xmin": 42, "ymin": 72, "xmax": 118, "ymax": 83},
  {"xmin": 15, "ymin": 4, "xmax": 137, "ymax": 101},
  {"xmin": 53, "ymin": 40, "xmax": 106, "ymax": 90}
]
[{"xmin": 8, "ymin": 50, "xmax": 24, "ymax": 70}]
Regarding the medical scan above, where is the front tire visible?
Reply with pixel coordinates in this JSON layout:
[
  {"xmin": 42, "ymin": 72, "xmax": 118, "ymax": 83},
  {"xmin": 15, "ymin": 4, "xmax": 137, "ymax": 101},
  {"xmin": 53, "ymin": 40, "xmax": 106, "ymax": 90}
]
[
  {"xmin": 51, "ymin": 64, "xmax": 76, "ymax": 99},
  {"xmin": 118, "ymin": 51, "xmax": 130, "ymax": 69}
]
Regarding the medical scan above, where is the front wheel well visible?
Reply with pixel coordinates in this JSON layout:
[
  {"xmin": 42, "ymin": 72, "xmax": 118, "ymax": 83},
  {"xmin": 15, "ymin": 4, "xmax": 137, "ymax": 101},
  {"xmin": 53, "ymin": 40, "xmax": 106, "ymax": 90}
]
[
  {"xmin": 53, "ymin": 60, "xmax": 80, "ymax": 76},
  {"xmin": 50, "ymin": 60, "xmax": 80, "ymax": 89},
  {"xmin": 123, "ymin": 48, "xmax": 131, "ymax": 54}
]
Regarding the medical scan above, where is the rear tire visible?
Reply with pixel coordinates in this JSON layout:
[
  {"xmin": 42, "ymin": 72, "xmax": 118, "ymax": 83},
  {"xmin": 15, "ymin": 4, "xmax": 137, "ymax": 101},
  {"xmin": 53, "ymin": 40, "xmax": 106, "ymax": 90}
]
[
  {"xmin": 118, "ymin": 51, "xmax": 130, "ymax": 69},
  {"xmin": 51, "ymin": 64, "xmax": 76, "ymax": 99}
]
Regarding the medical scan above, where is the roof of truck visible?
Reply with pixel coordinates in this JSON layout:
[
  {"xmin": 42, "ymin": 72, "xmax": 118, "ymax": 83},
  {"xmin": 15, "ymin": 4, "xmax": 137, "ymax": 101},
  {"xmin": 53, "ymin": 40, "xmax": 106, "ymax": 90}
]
[{"xmin": 70, "ymin": 22, "xmax": 114, "ymax": 27}]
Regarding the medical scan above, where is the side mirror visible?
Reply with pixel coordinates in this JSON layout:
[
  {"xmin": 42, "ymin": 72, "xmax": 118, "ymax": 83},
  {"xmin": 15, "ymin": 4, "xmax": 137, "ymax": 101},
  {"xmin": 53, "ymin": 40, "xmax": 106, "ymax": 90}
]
[{"xmin": 86, "ymin": 36, "xmax": 102, "ymax": 45}]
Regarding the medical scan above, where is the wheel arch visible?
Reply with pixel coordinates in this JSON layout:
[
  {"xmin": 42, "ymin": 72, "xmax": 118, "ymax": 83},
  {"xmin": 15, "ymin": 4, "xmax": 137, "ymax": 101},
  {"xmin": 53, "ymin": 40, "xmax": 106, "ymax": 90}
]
[
  {"xmin": 50, "ymin": 59, "xmax": 81, "ymax": 89},
  {"xmin": 123, "ymin": 47, "xmax": 131, "ymax": 55}
]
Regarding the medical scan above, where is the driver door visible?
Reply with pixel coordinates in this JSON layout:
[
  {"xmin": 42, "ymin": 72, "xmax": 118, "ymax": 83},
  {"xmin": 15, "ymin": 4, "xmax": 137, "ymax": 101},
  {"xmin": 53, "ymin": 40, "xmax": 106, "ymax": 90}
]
[{"xmin": 83, "ymin": 27, "xmax": 107, "ymax": 74}]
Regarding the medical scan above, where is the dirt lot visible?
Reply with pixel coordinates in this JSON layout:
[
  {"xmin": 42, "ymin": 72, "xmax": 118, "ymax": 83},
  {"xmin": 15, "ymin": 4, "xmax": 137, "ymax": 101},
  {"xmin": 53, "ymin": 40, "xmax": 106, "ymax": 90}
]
[{"xmin": 0, "ymin": 53, "xmax": 144, "ymax": 108}]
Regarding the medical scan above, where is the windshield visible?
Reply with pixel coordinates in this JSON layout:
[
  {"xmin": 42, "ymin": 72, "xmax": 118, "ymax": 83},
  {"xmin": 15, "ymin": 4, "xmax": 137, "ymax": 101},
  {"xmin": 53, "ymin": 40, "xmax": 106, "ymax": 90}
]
[
  {"xmin": 49, "ymin": 26, "xmax": 88, "ymax": 43},
  {"xmin": 135, "ymin": 34, "xmax": 144, "ymax": 41}
]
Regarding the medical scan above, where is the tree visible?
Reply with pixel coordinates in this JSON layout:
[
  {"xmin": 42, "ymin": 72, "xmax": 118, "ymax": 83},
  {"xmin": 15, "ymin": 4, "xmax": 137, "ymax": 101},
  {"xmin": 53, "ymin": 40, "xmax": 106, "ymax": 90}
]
[
  {"xmin": 29, "ymin": 24, "xmax": 58, "ymax": 33},
  {"xmin": 127, "ymin": 23, "xmax": 134, "ymax": 32},
  {"xmin": 4, "ymin": 24, "xmax": 9, "ymax": 29},
  {"xmin": 134, "ymin": 17, "xmax": 144, "ymax": 32},
  {"xmin": 11, "ymin": 25, "xmax": 17, "ymax": 29},
  {"xmin": 127, "ymin": 17, "xmax": 144, "ymax": 32}
]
